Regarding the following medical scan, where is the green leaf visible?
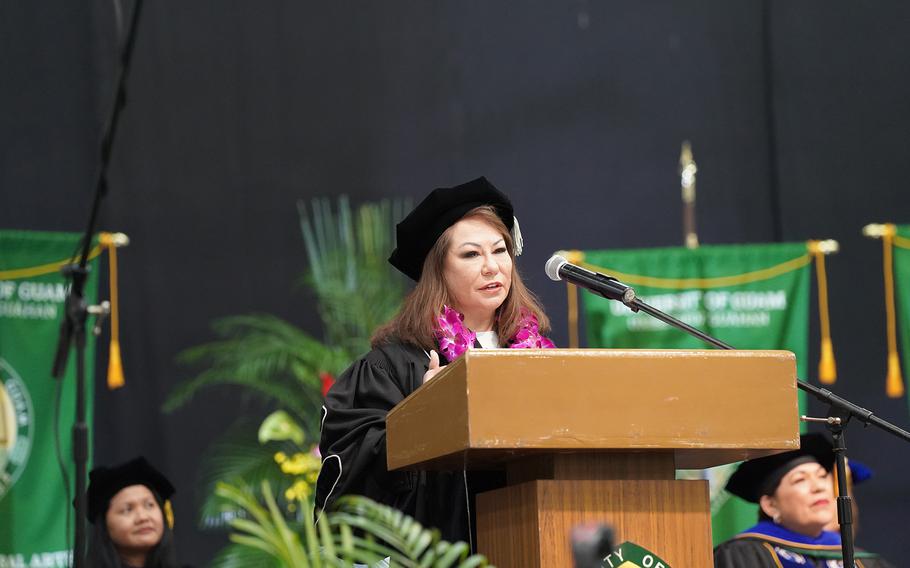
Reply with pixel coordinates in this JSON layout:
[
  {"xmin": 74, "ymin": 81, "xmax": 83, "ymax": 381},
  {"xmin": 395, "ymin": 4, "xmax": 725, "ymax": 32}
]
[
  {"xmin": 316, "ymin": 506, "xmax": 337, "ymax": 563},
  {"xmin": 328, "ymin": 496, "xmax": 490, "ymax": 567},
  {"xmin": 259, "ymin": 410, "xmax": 306, "ymax": 445},
  {"xmin": 296, "ymin": 196, "xmax": 410, "ymax": 356},
  {"xmin": 434, "ymin": 541, "xmax": 470, "ymax": 567},
  {"xmin": 227, "ymin": 534, "xmax": 278, "ymax": 558},
  {"xmin": 208, "ymin": 542, "xmax": 282, "ymax": 568},
  {"xmin": 261, "ymin": 482, "xmax": 310, "ymax": 568},
  {"xmin": 195, "ymin": 427, "xmax": 299, "ymax": 529},
  {"xmin": 164, "ymin": 313, "xmax": 345, "ymax": 427},
  {"xmin": 217, "ymin": 481, "xmax": 492, "ymax": 567},
  {"xmin": 457, "ymin": 555, "xmax": 491, "ymax": 568}
]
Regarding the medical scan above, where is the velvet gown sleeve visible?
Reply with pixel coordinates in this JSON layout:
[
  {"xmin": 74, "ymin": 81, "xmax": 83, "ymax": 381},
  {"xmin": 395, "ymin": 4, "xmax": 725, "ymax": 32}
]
[
  {"xmin": 713, "ymin": 539, "xmax": 778, "ymax": 568},
  {"xmin": 714, "ymin": 538, "xmax": 896, "ymax": 568},
  {"xmin": 314, "ymin": 343, "xmax": 426, "ymax": 516}
]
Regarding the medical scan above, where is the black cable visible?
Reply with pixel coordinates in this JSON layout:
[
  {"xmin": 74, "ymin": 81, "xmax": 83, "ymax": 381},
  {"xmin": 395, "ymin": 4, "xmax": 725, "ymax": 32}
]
[
  {"xmin": 51, "ymin": 1, "xmax": 145, "ymax": 564},
  {"xmin": 64, "ymin": 0, "xmax": 126, "ymax": 265},
  {"xmin": 53, "ymin": 373, "xmax": 73, "ymax": 564}
]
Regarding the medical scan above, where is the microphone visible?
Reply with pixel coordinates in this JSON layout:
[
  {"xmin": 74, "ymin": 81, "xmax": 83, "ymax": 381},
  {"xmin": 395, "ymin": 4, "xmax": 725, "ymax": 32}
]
[
  {"xmin": 545, "ymin": 254, "xmax": 637, "ymax": 306},
  {"xmin": 571, "ymin": 523, "xmax": 615, "ymax": 568}
]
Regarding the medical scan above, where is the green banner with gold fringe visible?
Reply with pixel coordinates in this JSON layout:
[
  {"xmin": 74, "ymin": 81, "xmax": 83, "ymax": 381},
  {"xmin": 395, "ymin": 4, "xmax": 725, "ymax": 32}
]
[
  {"xmin": 0, "ymin": 231, "xmax": 101, "ymax": 567},
  {"xmin": 889, "ymin": 224, "xmax": 910, "ymax": 408},
  {"xmin": 578, "ymin": 242, "xmax": 816, "ymax": 546}
]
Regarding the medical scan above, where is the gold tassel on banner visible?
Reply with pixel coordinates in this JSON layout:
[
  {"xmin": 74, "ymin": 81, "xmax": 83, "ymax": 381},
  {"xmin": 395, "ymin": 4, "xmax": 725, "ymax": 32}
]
[
  {"xmin": 99, "ymin": 232, "xmax": 129, "ymax": 390},
  {"xmin": 563, "ymin": 250, "xmax": 585, "ymax": 349},
  {"xmin": 808, "ymin": 240, "xmax": 838, "ymax": 384},
  {"xmin": 864, "ymin": 223, "xmax": 904, "ymax": 398}
]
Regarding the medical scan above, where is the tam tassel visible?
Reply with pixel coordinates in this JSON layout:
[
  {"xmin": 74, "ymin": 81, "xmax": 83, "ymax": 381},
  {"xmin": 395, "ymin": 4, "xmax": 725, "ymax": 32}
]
[
  {"xmin": 511, "ymin": 216, "xmax": 523, "ymax": 256},
  {"xmin": 164, "ymin": 499, "xmax": 175, "ymax": 529}
]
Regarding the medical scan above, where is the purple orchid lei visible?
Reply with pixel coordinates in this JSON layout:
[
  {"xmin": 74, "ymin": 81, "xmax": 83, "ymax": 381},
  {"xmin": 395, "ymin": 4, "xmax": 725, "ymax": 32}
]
[{"xmin": 433, "ymin": 304, "xmax": 555, "ymax": 362}]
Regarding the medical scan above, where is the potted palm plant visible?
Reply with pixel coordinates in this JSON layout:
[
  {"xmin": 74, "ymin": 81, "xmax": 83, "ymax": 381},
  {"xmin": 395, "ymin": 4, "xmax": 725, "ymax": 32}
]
[{"xmin": 164, "ymin": 196, "xmax": 412, "ymax": 562}]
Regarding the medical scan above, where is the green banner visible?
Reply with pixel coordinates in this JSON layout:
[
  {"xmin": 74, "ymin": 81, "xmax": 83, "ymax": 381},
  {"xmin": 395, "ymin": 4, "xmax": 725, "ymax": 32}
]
[
  {"xmin": 0, "ymin": 231, "xmax": 100, "ymax": 567},
  {"xmin": 894, "ymin": 225, "xmax": 910, "ymax": 411},
  {"xmin": 580, "ymin": 242, "xmax": 812, "ymax": 546},
  {"xmin": 602, "ymin": 541, "xmax": 672, "ymax": 567}
]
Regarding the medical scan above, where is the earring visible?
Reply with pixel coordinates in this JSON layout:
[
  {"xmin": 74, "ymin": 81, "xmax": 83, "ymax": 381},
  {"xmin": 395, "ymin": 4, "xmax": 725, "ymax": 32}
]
[{"xmin": 773, "ymin": 514, "xmax": 781, "ymax": 524}]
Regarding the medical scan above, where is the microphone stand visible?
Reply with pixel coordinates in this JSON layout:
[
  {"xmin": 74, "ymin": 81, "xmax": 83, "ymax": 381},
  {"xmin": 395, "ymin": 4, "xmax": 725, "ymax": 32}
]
[
  {"xmin": 612, "ymin": 289, "xmax": 910, "ymax": 567},
  {"xmin": 50, "ymin": 2, "xmax": 144, "ymax": 566}
]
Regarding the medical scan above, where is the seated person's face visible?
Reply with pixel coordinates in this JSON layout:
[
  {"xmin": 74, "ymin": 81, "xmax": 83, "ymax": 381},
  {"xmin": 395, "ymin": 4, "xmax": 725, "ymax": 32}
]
[
  {"xmin": 761, "ymin": 462, "xmax": 834, "ymax": 535},
  {"xmin": 106, "ymin": 484, "xmax": 164, "ymax": 554}
]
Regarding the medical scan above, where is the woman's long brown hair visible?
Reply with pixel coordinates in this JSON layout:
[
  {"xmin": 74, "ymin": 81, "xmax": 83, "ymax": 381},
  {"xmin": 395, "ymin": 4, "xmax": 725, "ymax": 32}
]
[{"xmin": 372, "ymin": 206, "xmax": 550, "ymax": 351}]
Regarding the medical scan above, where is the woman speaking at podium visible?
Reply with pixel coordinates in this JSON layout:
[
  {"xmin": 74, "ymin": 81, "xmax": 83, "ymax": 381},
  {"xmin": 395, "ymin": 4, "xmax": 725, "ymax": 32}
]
[
  {"xmin": 713, "ymin": 433, "xmax": 894, "ymax": 567},
  {"xmin": 314, "ymin": 177, "xmax": 554, "ymax": 545}
]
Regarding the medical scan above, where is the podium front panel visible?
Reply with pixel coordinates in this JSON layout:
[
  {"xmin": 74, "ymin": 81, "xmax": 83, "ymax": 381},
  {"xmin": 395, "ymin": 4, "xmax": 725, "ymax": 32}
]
[{"xmin": 387, "ymin": 349, "xmax": 798, "ymax": 471}]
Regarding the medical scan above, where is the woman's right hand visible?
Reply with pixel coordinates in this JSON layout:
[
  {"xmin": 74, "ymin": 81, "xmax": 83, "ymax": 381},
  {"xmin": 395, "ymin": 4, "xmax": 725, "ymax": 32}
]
[{"xmin": 423, "ymin": 350, "xmax": 442, "ymax": 383}]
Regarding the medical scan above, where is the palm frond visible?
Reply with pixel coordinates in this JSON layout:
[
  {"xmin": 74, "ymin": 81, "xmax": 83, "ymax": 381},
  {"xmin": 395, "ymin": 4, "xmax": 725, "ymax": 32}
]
[
  {"xmin": 329, "ymin": 496, "xmax": 491, "ymax": 568},
  {"xmin": 180, "ymin": 313, "xmax": 348, "ymax": 378},
  {"xmin": 195, "ymin": 427, "xmax": 300, "ymax": 530},
  {"xmin": 208, "ymin": 542, "xmax": 282, "ymax": 568},
  {"xmin": 164, "ymin": 313, "xmax": 347, "ymax": 426},
  {"xmin": 166, "ymin": 367, "xmax": 312, "ymax": 418},
  {"xmin": 217, "ymin": 481, "xmax": 493, "ymax": 568},
  {"xmin": 217, "ymin": 480, "xmax": 392, "ymax": 568},
  {"xmin": 171, "ymin": 197, "xmax": 417, "ymax": 565},
  {"xmin": 216, "ymin": 483, "xmax": 297, "ymax": 565},
  {"xmin": 297, "ymin": 196, "xmax": 410, "ymax": 356}
]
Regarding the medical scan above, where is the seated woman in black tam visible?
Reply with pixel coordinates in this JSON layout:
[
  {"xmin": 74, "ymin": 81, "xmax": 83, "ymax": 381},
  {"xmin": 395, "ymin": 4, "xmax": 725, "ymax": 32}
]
[
  {"xmin": 315, "ymin": 177, "xmax": 554, "ymax": 546},
  {"xmin": 714, "ymin": 433, "xmax": 894, "ymax": 568},
  {"xmin": 86, "ymin": 457, "xmax": 181, "ymax": 568}
]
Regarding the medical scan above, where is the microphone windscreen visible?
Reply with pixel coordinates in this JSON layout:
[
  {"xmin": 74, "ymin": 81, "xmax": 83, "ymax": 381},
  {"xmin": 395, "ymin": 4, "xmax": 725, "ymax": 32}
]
[{"xmin": 545, "ymin": 254, "xmax": 567, "ymax": 281}]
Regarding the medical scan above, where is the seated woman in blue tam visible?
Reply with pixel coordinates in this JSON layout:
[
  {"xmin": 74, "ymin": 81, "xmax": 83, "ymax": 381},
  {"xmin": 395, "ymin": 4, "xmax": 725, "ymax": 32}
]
[{"xmin": 713, "ymin": 433, "xmax": 894, "ymax": 568}]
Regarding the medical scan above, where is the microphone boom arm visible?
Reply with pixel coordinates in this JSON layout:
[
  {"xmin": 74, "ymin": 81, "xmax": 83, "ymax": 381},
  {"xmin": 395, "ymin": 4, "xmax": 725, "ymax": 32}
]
[{"xmin": 547, "ymin": 253, "xmax": 910, "ymax": 568}]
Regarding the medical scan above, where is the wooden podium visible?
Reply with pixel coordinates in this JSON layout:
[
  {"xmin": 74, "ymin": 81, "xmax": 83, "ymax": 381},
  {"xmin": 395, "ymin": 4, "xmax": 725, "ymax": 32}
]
[{"xmin": 386, "ymin": 349, "xmax": 798, "ymax": 567}]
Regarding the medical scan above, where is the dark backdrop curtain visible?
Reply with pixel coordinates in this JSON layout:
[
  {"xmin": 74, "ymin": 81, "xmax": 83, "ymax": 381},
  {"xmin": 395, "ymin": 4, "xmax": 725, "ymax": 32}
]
[{"xmin": 2, "ymin": 1, "xmax": 908, "ymax": 563}]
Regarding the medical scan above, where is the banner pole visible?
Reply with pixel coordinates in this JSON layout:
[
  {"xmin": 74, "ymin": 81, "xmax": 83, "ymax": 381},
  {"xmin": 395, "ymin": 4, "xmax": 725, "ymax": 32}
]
[{"xmin": 679, "ymin": 141, "xmax": 699, "ymax": 249}]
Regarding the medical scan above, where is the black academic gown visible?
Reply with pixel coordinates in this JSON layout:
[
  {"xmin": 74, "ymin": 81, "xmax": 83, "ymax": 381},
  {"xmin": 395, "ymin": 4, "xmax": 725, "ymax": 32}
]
[
  {"xmin": 315, "ymin": 340, "xmax": 503, "ymax": 546},
  {"xmin": 714, "ymin": 522, "xmax": 895, "ymax": 568}
]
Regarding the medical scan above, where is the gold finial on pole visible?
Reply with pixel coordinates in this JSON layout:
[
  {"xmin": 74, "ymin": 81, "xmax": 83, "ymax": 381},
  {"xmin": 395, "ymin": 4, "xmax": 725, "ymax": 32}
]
[
  {"xmin": 862, "ymin": 223, "xmax": 895, "ymax": 239},
  {"xmin": 808, "ymin": 239, "xmax": 840, "ymax": 255},
  {"xmin": 679, "ymin": 141, "xmax": 698, "ymax": 249},
  {"xmin": 110, "ymin": 232, "xmax": 130, "ymax": 247}
]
